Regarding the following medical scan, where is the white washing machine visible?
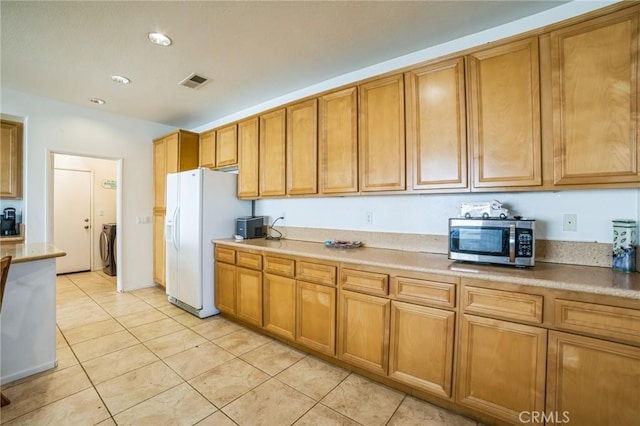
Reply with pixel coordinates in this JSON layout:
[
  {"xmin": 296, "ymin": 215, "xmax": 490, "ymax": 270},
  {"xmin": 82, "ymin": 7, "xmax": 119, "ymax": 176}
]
[{"xmin": 100, "ymin": 223, "xmax": 117, "ymax": 276}]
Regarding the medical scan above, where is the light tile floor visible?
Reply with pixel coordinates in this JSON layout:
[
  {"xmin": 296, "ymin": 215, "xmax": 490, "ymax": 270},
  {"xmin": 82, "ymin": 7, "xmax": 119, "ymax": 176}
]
[{"xmin": 0, "ymin": 271, "xmax": 480, "ymax": 425}]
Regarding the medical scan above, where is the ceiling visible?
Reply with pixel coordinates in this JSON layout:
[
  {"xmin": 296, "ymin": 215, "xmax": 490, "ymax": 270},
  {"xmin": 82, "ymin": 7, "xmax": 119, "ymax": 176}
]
[{"xmin": 1, "ymin": 1, "xmax": 569, "ymax": 130}]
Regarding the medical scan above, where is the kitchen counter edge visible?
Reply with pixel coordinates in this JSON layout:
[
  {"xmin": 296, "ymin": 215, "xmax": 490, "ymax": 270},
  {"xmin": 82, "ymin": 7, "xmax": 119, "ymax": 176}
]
[
  {"xmin": 213, "ymin": 238, "xmax": 640, "ymax": 300},
  {"xmin": 0, "ymin": 242, "xmax": 66, "ymax": 264}
]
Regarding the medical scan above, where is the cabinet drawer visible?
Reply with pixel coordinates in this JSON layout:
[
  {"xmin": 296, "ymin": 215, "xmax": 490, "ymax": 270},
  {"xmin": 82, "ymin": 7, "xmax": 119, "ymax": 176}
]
[
  {"xmin": 342, "ymin": 268, "xmax": 389, "ymax": 296},
  {"xmin": 555, "ymin": 299, "xmax": 640, "ymax": 345},
  {"xmin": 297, "ymin": 261, "xmax": 337, "ymax": 286},
  {"xmin": 214, "ymin": 246, "xmax": 235, "ymax": 264},
  {"xmin": 462, "ymin": 286, "xmax": 543, "ymax": 324},
  {"xmin": 236, "ymin": 251, "xmax": 262, "ymax": 270},
  {"xmin": 264, "ymin": 256, "xmax": 295, "ymax": 277},
  {"xmin": 391, "ymin": 276, "xmax": 456, "ymax": 309}
]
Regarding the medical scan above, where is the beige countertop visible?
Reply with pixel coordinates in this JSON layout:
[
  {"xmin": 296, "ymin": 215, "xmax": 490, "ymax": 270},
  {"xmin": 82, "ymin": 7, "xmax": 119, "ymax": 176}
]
[
  {"xmin": 213, "ymin": 238, "xmax": 640, "ymax": 300},
  {"xmin": 0, "ymin": 242, "xmax": 66, "ymax": 264}
]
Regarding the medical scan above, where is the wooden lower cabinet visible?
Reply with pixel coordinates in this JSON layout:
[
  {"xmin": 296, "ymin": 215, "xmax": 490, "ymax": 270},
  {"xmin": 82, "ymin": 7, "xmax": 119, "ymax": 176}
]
[
  {"xmin": 215, "ymin": 261, "xmax": 236, "ymax": 316},
  {"xmin": 263, "ymin": 273, "xmax": 296, "ymax": 340},
  {"xmin": 236, "ymin": 266, "xmax": 263, "ymax": 327},
  {"xmin": 338, "ymin": 290, "xmax": 390, "ymax": 375},
  {"xmin": 388, "ymin": 301, "xmax": 455, "ymax": 398},
  {"xmin": 546, "ymin": 331, "xmax": 640, "ymax": 426},
  {"xmin": 152, "ymin": 213, "xmax": 166, "ymax": 286},
  {"xmin": 296, "ymin": 281, "xmax": 336, "ymax": 356},
  {"xmin": 456, "ymin": 314, "xmax": 547, "ymax": 425}
]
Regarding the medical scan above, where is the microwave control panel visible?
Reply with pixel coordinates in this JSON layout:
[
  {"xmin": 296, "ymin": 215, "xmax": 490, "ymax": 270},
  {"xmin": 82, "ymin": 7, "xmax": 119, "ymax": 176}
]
[{"xmin": 517, "ymin": 231, "xmax": 533, "ymax": 257}]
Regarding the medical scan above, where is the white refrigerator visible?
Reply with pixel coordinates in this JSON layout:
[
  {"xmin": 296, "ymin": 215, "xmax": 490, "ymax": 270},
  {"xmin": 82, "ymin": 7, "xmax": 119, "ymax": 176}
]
[{"xmin": 165, "ymin": 168, "xmax": 250, "ymax": 318}]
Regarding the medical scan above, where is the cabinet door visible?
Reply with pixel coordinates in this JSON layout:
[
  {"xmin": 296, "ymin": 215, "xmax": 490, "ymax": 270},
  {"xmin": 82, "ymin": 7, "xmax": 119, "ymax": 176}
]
[
  {"xmin": 456, "ymin": 314, "xmax": 547, "ymax": 425},
  {"xmin": 468, "ymin": 37, "xmax": 542, "ymax": 188},
  {"xmin": 359, "ymin": 74, "xmax": 406, "ymax": 191},
  {"xmin": 338, "ymin": 289, "xmax": 390, "ymax": 375},
  {"xmin": 259, "ymin": 109, "xmax": 286, "ymax": 197},
  {"xmin": 153, "ymin": 139, "xmax": 167, "ymax": 211},
  {"xmin": 263, "ymin": 273, "xmax": 296, "ymax": 340},
  {"xmin": 165, "ymin": 133, "xmax": 180, "ymax": 174},
  {"xmin": 405, "ymin": 58, "xmax": 467, "ymax": 190},
  {"xmin": 216, "ymin": 124, "xmax": 238, "ymax": 168},
  {"xmin": 389, "ymin": 301, "xmax": 455, "ymax": 399},
  {"xmin": 153, "ymin": 213, "xmax": 166, "ymax": 286},
  {"xmin": 236, "ymin": 266, "xmax": 263, "ymax": 326},
  {"xmin": 287, "ymin": 99, "xmax": 318, "ymax": 195},
  {"xmin": 0, "ymin": 120, "xmax": 23, "ymax": 199},
  {"xmin": 215, "ymin": 261, "xmax": 236, "ymax": 316},
  {"xmin": 199, "ymin": 130, "xmax": 216, "ymax": 168},
  {"xmin": 238, "ymin": 117, "xmax": 260, "ymax": 198},
  {"xmin": 547, "ymin": 331, "xmax": 640, "ymax": 426},
  {"xmin": 296, "ymin": 281, "xmax": 336, "ymax": 356},
  {"xmin": 551, "ymin": 8, "xmax": 640, "ymax": 185},
  {"xmin": 318, "ymin": 87, "xmax": 358, "ymax": 194}
]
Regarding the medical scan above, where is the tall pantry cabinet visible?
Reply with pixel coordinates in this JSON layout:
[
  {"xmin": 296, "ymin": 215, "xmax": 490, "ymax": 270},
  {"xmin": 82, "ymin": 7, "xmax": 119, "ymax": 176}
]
[{"xmin": 152, "ymin": 130, "xmax": 199, "ymax": 286}]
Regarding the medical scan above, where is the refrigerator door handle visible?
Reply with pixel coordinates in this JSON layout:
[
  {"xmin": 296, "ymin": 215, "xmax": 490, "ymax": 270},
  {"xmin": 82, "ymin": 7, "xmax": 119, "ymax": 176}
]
[{"xmin": 173, "ymin": 207, "xmax": 180, "ymax": 251}]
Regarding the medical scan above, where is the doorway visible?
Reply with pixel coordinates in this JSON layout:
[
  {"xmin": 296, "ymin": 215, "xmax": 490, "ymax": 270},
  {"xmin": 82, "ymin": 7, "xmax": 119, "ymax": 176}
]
[{"xmin": 52, "ymin": 154, "xmax": 119, "ymax": 289}]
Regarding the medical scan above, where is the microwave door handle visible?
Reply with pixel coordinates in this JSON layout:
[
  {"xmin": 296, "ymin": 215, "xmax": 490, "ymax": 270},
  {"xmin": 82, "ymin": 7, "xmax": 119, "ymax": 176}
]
[{"xmin": 509, "ymin": 223, "xmax": 516, "ymax": 263}]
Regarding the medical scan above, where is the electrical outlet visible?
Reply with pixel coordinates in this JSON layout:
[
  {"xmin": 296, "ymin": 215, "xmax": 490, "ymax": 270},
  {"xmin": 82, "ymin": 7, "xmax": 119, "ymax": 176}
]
[
  {"xmin": 563, "ymin": 214, "xmax": 577, "ymax": 232},
  {"xmin": 366, "ymin": 211, "xmax": 374, "ymax": 225}
]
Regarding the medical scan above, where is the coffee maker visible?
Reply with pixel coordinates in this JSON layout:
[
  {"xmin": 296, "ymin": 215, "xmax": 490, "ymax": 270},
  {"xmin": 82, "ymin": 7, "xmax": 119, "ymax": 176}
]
[{"xmin": 1, "ymin": 208, "xmax": 17, "ymax": 236}]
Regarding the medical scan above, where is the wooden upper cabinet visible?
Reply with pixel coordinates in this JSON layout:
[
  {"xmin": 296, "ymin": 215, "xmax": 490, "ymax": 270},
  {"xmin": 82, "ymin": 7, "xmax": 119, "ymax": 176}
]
[
  {"xmin": 199, "ymin": 129, "xmax": 216, "ymax": 168},
  {"xmin": 468, "ymin": 37, "xmax": 542, "ymax": 189},
  {"xmin": 216, "ymin": 124, "xmax": 238, "ymax": 168},
  {"xmin": 153, "ymin": 138, "xmax": 168, "ymax": 211},
  {"xmin": 153, "ymin": 130, "xmax": 199, "ymax": 211},
  {"xmin": 259, "ymin": 109, "xmax": 286, "ymax": 197},
  {"xmin": 550, "ymin": 7, "xmax": 640, "ymax": 185},
  {"xmin": 0, "ymin": 120, "xmax": 23, "ymax": 199},
  {"xmin": 359, "ymin": 74, "xmax": 406, "ymax": 192},
  {"xmin": 405, "ymin": 58, "xmax": 468, "ymax": 190},
  {"xmin": 237, "ymin": 117, "xmax": 260, "ymax": 199},
  {"xmin": 319, "ymin": 87, "xmax": 359, "ymax": 194},
  {"xmin": 287, "ymin": 99, "xmax": 318, "ymax": 195}
]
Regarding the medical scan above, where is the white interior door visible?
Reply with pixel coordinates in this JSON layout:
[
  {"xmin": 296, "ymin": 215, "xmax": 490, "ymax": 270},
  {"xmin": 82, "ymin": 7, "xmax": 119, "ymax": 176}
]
[{"xmin": 54, "ymin": 168, "xmax": 92, "ymax": 274}]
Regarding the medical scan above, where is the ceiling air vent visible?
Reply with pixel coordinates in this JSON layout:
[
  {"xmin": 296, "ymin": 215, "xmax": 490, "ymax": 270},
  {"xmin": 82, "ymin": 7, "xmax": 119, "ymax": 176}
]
[{"xmin": 178, "ymin": 73, "xmax": 210, "ymax": 89}]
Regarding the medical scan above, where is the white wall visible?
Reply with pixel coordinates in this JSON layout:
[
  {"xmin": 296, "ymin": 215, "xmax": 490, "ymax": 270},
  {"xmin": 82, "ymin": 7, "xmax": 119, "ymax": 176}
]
[
  {"xmin": 54, "ymin": 154, "xmax": 117, "ymax": 271},
  {"xmin": 256, "ymin": 189, "xmax": 640, "ymax": 244},
  {"xmin": 2, "ymin": 89, "xmax": 173, "ymax": 291}
]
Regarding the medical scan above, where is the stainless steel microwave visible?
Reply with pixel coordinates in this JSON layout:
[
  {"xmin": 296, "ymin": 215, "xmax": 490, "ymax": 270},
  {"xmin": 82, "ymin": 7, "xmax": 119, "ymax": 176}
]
[{"xmin": 448, "ymin": 218, "xmax": 535, "ymax": 267}]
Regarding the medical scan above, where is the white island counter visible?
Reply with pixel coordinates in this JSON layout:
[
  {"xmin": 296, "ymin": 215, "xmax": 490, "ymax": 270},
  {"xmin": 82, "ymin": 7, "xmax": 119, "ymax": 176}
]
[{"xmin": 0, "ymin": 243, "xmax": 65, "ymax": 384}]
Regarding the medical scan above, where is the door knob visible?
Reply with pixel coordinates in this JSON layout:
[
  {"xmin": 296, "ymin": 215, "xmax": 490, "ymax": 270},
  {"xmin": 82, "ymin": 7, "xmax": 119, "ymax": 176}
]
[
  {"xmin": 84, "ymin": 218, "xmax": 89, "ymax": 222},
  {"xmin": 84, "ymin": 225, "xmax": 90, "ymax": 229}
]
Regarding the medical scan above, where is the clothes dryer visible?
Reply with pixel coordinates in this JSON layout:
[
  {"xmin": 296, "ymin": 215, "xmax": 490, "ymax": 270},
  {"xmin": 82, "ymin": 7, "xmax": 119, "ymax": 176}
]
[{"xmin": 100, "ymin": 223, "xmax": 117, "ymax": 276}]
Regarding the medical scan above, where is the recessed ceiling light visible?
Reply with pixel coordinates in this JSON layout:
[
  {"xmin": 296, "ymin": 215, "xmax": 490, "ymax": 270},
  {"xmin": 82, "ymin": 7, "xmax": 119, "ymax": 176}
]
[
  {"xmin": 148, "ymin": 32, "xmax": 172, "ymax": 46},
  {"xmin": 89, "ymin": 98, "xmax": 106, "ymax": 105},
  {"xmin": 111, "ymin": 75, "xmax": 130, "ymax": 84}
]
